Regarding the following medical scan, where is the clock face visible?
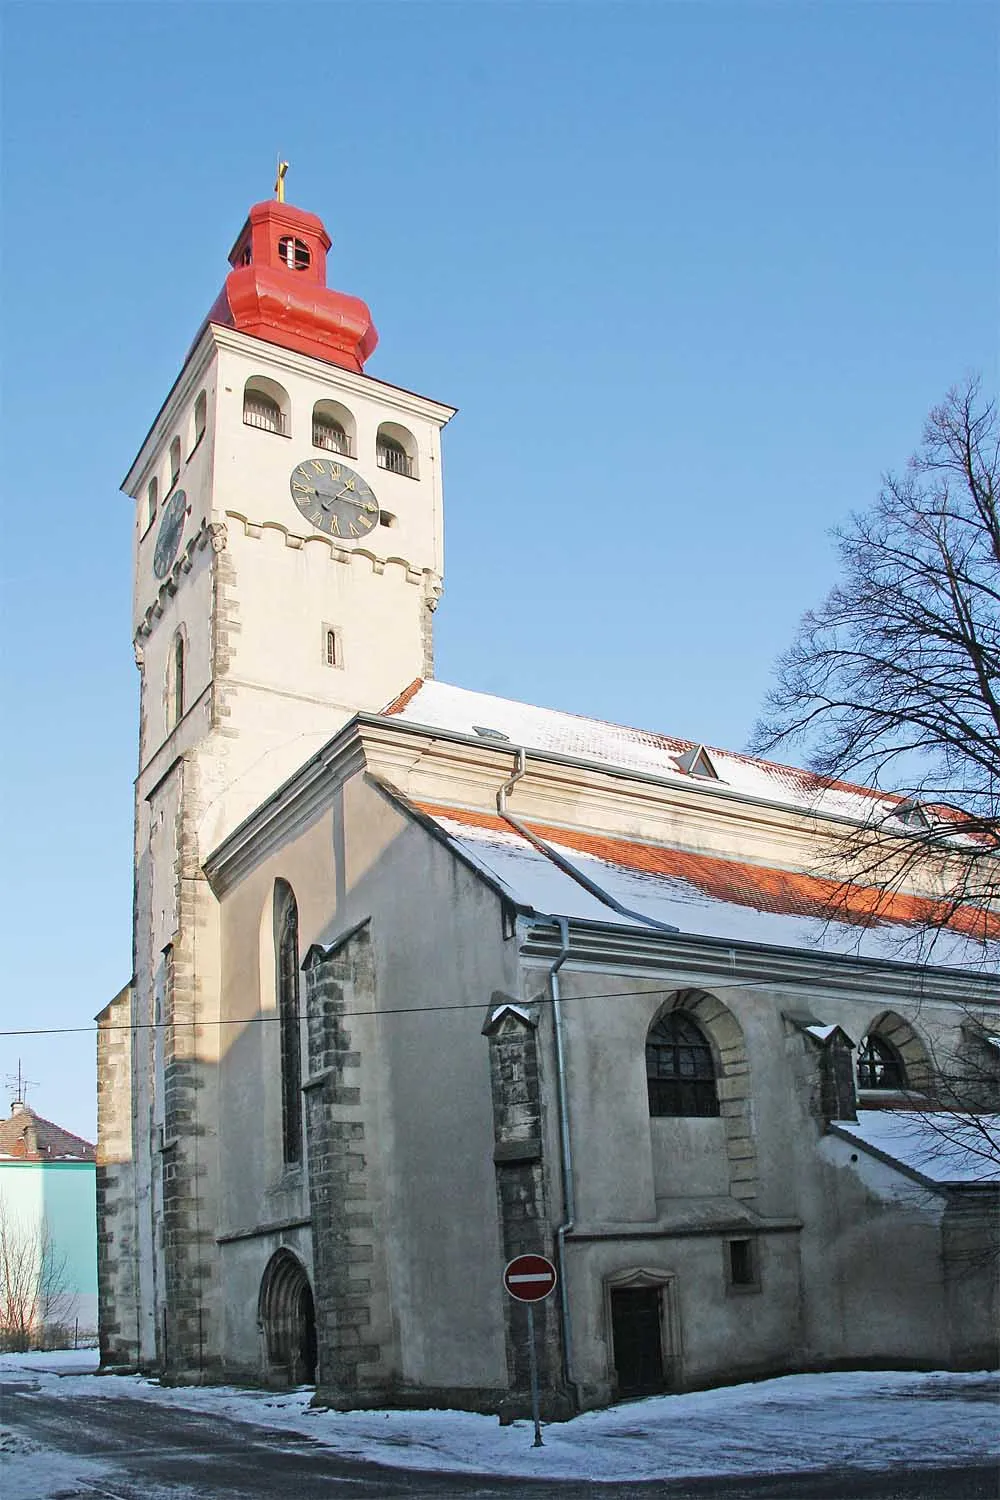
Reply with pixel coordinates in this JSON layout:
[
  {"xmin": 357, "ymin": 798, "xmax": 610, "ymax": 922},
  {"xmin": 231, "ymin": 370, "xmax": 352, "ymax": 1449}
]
[
  {"xmin": 290, "ymin": 458, "xmax": 379, "ymax": 542},
  {"xmin": 153, "ymin": 490, "xmax": 189, "ymax": 579}
]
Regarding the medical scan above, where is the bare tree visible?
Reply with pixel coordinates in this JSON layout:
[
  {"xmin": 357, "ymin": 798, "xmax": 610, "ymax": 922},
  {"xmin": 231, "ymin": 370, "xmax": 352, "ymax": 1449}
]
[
  {"xmin": 0, "ymin": 1195, "xmax": 73, "ymax": 1352},
  {"xmin": 753, "ymin": 377, "xmax": 1000, "ymax": 967}
]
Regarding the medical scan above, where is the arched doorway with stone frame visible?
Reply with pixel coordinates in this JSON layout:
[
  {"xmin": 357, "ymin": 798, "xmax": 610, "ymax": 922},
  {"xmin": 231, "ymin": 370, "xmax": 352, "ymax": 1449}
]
[{"xmin": 258, "ymin": 1248, "xmax": 317, "ymax": 1386}]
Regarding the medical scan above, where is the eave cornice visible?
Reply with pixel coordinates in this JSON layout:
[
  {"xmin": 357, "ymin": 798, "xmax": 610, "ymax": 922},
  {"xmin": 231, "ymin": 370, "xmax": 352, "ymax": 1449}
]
[{"xmin": 516, "ymin": 917, "xmax": 1000, "ymax": 1007}]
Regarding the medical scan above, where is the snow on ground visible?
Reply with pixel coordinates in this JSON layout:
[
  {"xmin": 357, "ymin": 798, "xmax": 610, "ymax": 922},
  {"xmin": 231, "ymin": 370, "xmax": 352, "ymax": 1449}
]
[{"xmin": 1, "ymin": 1352, "xmax": 998, "ymax": 1483}]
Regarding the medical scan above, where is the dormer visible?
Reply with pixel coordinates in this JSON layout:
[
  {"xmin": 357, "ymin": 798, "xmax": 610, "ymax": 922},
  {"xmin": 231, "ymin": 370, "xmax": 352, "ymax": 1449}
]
[{"xmin": 676, "ymin": 744, "xmax": 721, "ymax": 780}]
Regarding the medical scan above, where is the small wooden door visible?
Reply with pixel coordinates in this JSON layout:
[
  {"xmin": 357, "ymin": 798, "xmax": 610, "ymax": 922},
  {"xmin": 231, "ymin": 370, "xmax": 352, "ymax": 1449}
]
[{"xmin": 610, "ymin": 1286, "xmax": 665, "ymax": 1397}]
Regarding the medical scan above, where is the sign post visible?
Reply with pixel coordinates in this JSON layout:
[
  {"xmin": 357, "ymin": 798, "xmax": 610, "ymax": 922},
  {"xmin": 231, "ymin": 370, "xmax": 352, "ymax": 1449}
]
[{"xmin": 503, "ymin": 1253, "xmax": 558, "ymax": 1448}]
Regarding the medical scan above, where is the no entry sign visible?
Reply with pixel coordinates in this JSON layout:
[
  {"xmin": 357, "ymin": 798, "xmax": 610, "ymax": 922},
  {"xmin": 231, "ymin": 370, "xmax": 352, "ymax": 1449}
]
[{"xmin": 503, "ymin": 1253, "xmax": 557, "ymax": 1303}]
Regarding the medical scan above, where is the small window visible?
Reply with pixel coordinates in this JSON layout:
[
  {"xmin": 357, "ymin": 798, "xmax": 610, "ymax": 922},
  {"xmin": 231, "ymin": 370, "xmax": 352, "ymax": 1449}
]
[
  {"xmin": 727, "ymin": 1238, "xmax": 758, "ymax": 1289},
  {"xmin": 239, "ymin": 243, "xmax": 252, "ymax": 267},
  {"xmin": 244, "ymin": 388, "xmax": 285, "ymax": 435},
  {"xmin": 313, "ymin": 414, "xmax": 349, "ymax": 455},
  {"xmin": 171, "ymin": 632, "xmax": 185, "ymax": 727},
  {"xmin": 146, "ymin": 477, "xmax": 158, "ymax": 530},
  {"xmin": 169, "ymin": 437, "xmax": 181, "ymax": 489},
  {"xmin": 379, "ymin": 510, "xmax": 397, "ymax": 528},
  {"xmin": 376, "ymin": 434, "xmax": 413, "ymax": 477},
  {"xmin": 857, "ymin": 1034, "xmax": 906, "ymax": 1091},
  {"xmin": 646, "ymin": 1011, "xmax": 720, "ymax": 1118},
  {"xmin": 324, "ymin": 628, "xmax": 341, "ymax": 668},
  {"xmin": 278, "ymin": 235, "xmax": 310, "ymax": 270},
  {"xmin": 193, "ymin": 390, "xmax": 207, "ymax": 448}
]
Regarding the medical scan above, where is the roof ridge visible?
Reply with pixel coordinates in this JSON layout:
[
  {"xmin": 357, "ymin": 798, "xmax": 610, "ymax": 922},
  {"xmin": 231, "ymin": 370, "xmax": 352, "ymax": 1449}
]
[{"xmin": 384, "ymin": 678, "xmax": 897, "ymax": 807}]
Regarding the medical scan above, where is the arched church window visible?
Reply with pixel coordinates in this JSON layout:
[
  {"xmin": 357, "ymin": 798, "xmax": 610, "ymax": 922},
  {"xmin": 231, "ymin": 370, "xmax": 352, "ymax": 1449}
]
[
  {"xmin": 146, "ymin": 477, "xmax": 158, "ymax": 530},
  {"xmin": 275, "ymin": 882, "xmax": 303, "ymax": 1166},
  {"xmin": 169, "ymin": 437, "xmax": 181, "ymax": 490},
  {"xmin": 857, "ymin": 1034, "xmax": 906, "ymax": 1091},
  {"xmin": 646, "ymin": 1011, "xmax": 720, "ymax": 1118},
  {"xmin": 171, "ymin": 631, "xmax": 185, "ymax": 727},
  {"xmin": 376, "ymin": 423, "xmax": 417, "ymax": 478},
  {"xmin": 278, "ymin": 235, "xmax": 310, "ymax": 271},
  {"xmin": 243, "ymin": 379, "xmax": 288, "ymax": 436}
]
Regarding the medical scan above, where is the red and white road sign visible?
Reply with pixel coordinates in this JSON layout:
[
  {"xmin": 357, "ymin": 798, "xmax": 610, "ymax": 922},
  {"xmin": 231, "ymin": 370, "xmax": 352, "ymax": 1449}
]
[{"xmin": 503, "ymin": 1253, "xmax": 558, "ymax": 1303}]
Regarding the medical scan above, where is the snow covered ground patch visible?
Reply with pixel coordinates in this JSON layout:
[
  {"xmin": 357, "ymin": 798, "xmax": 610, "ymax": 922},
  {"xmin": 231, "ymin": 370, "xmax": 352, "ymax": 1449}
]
[{"xmin": 1, "ymin": 1354, "xmax": 997, "ymax": 1483}]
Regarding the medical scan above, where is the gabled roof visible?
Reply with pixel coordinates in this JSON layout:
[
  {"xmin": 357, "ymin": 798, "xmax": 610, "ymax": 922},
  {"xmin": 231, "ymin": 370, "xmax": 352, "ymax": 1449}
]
[
  {"xmin": 0, "ymin": 1105, "xmax": 95, "ymax": 1163},
  {"xmin": 406, "ymin": 800, "xmax": 1000, "ymax": 967},
  {"xmin": 382, "ymin": 680, "xmax": 897, "ymax": 823}
]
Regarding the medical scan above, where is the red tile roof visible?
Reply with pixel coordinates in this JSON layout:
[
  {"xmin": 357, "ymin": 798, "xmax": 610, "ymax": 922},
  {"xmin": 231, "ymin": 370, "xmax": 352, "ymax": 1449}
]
[
  {"xmin": 0, "ymin": 1105, "xmax": 95, "ymax": 1162},
  {"xmin": 415, "ymin": 802, "xmax": 1000, "ymax": 943}
]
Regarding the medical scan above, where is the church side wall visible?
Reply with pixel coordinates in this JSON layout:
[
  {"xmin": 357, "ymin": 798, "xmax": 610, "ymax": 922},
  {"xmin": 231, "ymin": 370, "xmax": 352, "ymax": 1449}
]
[{"xmin": 211, "ymin": 771, "xmax": 518, "ymax": 1401}]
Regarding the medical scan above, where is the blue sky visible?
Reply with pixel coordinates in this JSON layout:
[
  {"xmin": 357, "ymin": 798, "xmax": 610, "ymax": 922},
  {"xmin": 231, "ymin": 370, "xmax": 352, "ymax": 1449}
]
[{"xmin": 2, "ymin": 2, "xmax": 996, "ymax": 1139}]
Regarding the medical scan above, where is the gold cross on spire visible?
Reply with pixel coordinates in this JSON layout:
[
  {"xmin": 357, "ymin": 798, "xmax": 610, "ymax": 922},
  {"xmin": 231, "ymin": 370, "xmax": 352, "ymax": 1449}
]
[{"xmin": 275, "ymin": 158, "xmax": 289, "ymax": 203}]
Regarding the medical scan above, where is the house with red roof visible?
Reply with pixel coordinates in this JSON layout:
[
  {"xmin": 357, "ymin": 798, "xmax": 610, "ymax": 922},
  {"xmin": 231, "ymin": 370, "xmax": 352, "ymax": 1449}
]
[
  {"xmin": 0, "ymin": 1098, "xmax": 97, "ymax": 1346},
  {"xmin": 97, "ymin": 182, "xmax": 999, "ymax": 1409}
]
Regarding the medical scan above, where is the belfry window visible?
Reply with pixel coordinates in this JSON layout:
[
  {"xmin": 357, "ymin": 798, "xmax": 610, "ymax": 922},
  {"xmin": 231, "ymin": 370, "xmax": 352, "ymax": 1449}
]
[
  {"xmin": 646, "ymin": 1011, "xmax": 720, "ymax": 1118},
  {"xmin": 313, "ymin": 414, "xmax": 349, "ymax": 455},
  {"xmin": 243, "ymin": 384, "xmax": 287, "ymax": 436},
  {"xmin": 278, "ymin": 235, "xmax": 310, "ymax": 271},
  {"xmin": 275, "ymin": 883, "xmax": 303, "ymax": 1166},
  {"xmin": 857, "ymin": 1034, "xmax": 906, "ymax": 1091},
  {"xmin": 146, "ymin": 477, "xmax": 158, "ymax": 530},
  {"xmin": 169, "ymin": 437, "xmax": 181, "ymax": 490},
  {"xmin": 376, "ymin": 433, "xmax": 414, "ymax": 477}
]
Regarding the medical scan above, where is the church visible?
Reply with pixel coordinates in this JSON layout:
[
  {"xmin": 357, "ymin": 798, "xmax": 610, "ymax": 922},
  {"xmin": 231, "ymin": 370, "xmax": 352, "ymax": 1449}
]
[{"xmin": 96, "ymin": 180, "xmax": 999, "ymax": 1413}]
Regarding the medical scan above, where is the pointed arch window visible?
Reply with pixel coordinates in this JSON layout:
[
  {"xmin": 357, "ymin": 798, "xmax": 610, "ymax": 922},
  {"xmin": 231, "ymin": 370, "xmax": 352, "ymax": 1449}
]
[
  {"xmin": 857, "ymin": 1034, "xmax": 906, "ymax": 1091},
  {"xmin": 646, "ymin": 1011, "xmax": 720, "ymax": 1117},
  {"xmin": 275, "ymin": 882, "xmax": 303, "ymax": 1165},
  {"xmin": 169, "ymin": 437, "xmax": 181, "ymax": 490}
]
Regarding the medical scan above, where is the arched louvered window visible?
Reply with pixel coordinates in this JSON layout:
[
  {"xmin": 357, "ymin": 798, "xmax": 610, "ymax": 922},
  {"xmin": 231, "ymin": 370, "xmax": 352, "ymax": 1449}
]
[
  {"xmin": 146, "ymin": 477, "xmax": 158, "ymax": 530},
  {"xmin": 646, "ymin": 1011, "xmax": 720, "ymax": 1117},
  {"xmin": 169, "ymin": 437, "xmax": 182, "ymax": 489},
  {"xmin": 275, "ymin": 883, "xmax": 303, "ymax": 1165},
  {"xmin": 857, "ymin": 1034, "xmax": 906, "ymax": 1091}
]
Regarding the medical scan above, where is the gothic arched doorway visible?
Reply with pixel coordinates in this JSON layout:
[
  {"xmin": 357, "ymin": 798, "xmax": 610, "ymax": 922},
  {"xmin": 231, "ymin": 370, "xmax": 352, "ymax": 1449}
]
[{"xmin": 258, "ymin": 1249, "xmax": 317, "ymax": 1385}]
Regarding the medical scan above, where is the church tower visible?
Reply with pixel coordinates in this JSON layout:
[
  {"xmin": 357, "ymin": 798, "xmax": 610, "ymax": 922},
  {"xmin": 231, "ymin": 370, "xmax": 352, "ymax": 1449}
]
[{"xmin": 100, "ymin": 180, "xmax": 454, "ymax": 1375}]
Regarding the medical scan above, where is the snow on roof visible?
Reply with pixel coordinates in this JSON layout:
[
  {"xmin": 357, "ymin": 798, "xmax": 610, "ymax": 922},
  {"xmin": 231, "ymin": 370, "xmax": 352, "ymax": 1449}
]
[
  {"xmin": 414, "ymin": 802, "xmax": 999, "ymax": 967},
  {"xmin": 833, "ymin": 1112, "xmax": 1000, "ymax": 1186},
  {"xmin": 383, "ymin": 680, "xmax": 894, "ymax": 822}
]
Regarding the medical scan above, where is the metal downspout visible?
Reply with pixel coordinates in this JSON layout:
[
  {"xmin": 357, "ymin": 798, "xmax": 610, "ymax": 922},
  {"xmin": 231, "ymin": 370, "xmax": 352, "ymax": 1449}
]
[{"xmin": 548, "ymin": 915, "xmax": 578, "ymax": 1408}]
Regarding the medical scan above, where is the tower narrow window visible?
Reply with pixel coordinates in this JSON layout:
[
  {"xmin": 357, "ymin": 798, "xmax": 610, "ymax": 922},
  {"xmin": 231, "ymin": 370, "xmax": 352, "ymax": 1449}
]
[
  {"xmin": 646, "ymin": 1011, "xmax": 720, "ymax": 1117},
  {"xmin": 325, "ymin": 629, "xmax": 338, "ymax": 667},
  {"xmin": 193, "ymin": 390, "xmax": 207, "ymax": 448},
  {"xmin": 146, "ymin": 477, "xmax": 158, "ymax": 530},
  {"xmin": 275, "ymin": 883, "xmax": 303, "ymax": 1166},
  {"xmin": 172, "ymin": 632, "xmax": 185, "ymax": 726},
  {"xmin": 169, "ymin": 437, "xmax": 181, "ymax": 489}
]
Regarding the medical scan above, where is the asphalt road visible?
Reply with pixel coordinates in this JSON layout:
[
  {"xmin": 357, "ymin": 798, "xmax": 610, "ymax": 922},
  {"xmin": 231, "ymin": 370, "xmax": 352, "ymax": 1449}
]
[{"xmin": 2, "ymin": 1379, "xmax": 997, "ymax": 1500}]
